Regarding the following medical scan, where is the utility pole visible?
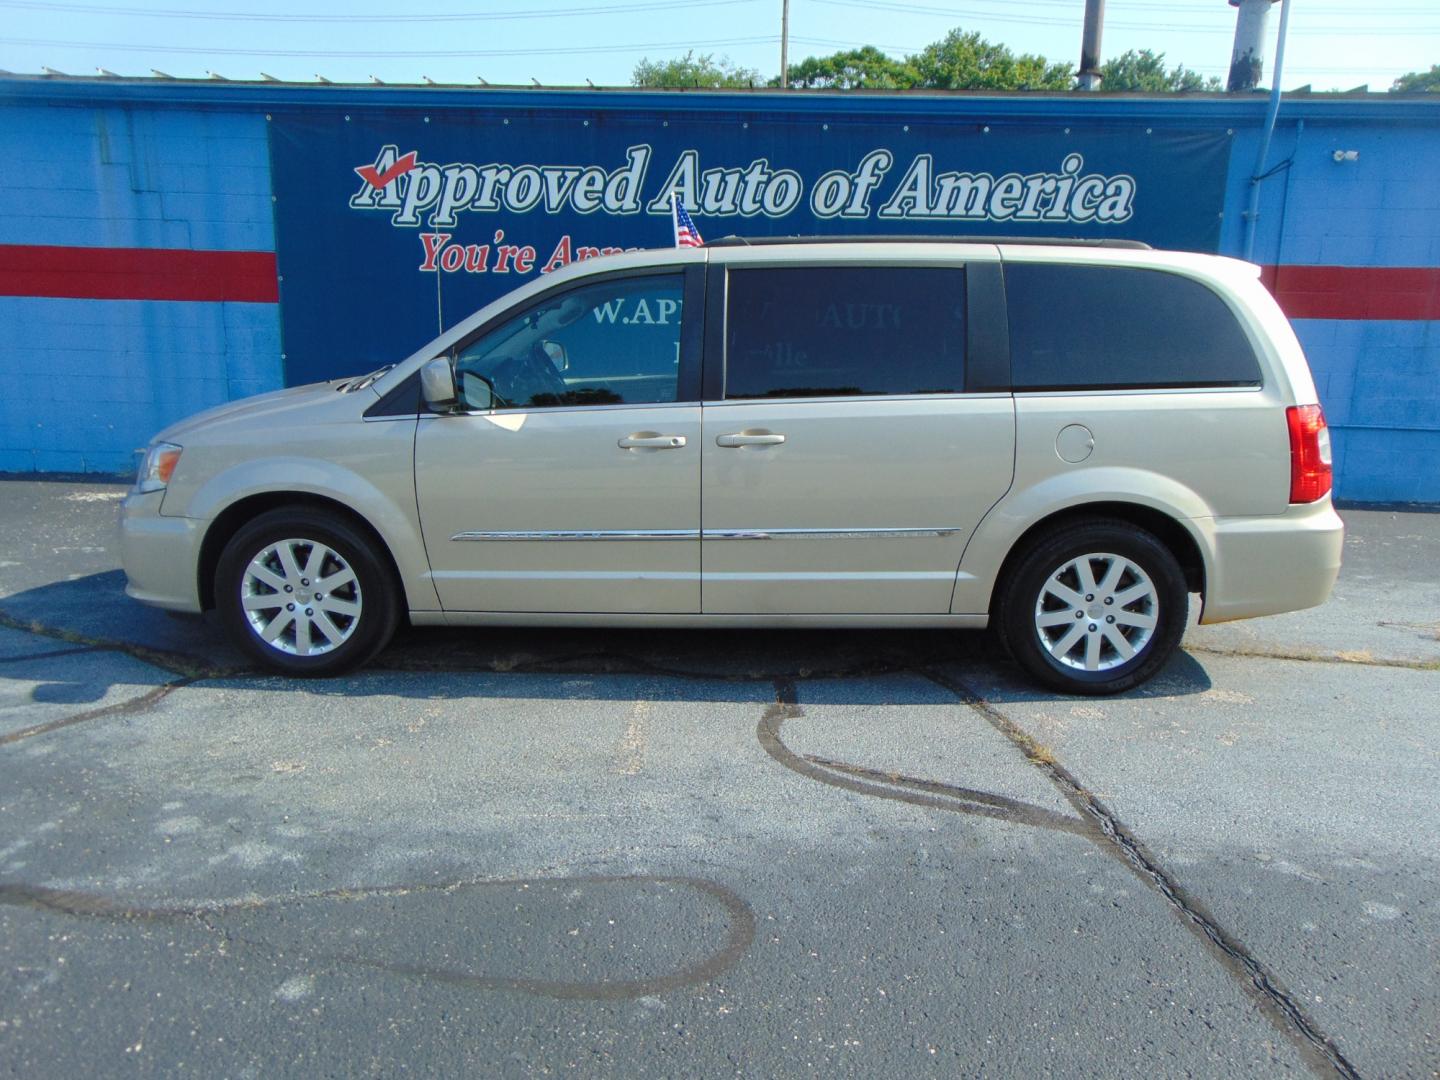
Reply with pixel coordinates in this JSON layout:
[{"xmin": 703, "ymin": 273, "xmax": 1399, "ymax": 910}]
[
  {"xmin": 1077, "ymin": 0, "xmax": 1105, "ymax": 91},
  {"xmin": 1228, "ymin": 0, "xmax": 1280, "ymax": 91},
  {"xmin": 783, "ymin": 0, "xmax": 794, "ymax": 90},
  {"xmin": 780, "ymin": 0, "xmax": 790, "ymax": 89}
]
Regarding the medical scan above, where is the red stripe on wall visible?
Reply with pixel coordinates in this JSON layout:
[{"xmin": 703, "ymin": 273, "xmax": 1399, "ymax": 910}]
[
  {"xmin": 0, "ymin": 245, "xmax": 1434, "ymax": 320},
  {"xmin": 1260, "ymin": 264, "xmax": 1440, "ymax": 322},
  {"xmin": 0, "ymin": 244, "xmax": 278, "ymax": 303}
]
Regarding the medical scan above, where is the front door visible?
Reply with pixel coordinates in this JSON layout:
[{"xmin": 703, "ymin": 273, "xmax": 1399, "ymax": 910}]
[
  {"xmin": 415, "ymin": 268, "xmax": 703, "ymax": 613},
  {"xmin": 700, "ymin": 262, "xmax": 1016, "ymax": 615}
]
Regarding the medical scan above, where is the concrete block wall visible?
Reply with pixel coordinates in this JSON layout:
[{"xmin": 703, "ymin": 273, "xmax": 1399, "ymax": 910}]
[
  {"xmin": 0, "ymin": 82, "xmax": 1436, "ymax": 504},
  {"xmin": 1301, "ymin": 321, "xmax": 1438, "ymax": 504},
  {"xmin": 0, "ymin": 100, "xmax": 282, "ymax": 474},
  {"xmin": 1250, "ymin": 119, "xmax": 1440, "ymax": 504}
]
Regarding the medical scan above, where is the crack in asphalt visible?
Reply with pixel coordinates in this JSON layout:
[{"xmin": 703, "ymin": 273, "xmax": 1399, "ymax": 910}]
[
  {"xmin": 0, "ymin": 874, "xmax": 756, "ymax": 1002},
  {"xmin": 912, "ymin": 668, "xmax": 1364, "ymax": 1080},
  {"xmin": 1186, "ymin": 643, "xmax": 1438, "ymax": 672},
  {"xmin": 758, "ymin": 673, "xmax": 1363, "ymax": 1077},
  {"xmin": 757, "ymin": 686, "xmax": 1094, "ymax": 839},
  {"xmin": 0, "ymin": 608, "xmax": 242, "ymax": 680},
  {"xmin": 2, "ymin": 603, "xmax": 1434, "ymax": 688},
  {"xmin": 0, "ymin": 645, "xmax": 101, "ymax": 665},
  {"xmin": 0, "ymin": 679, "xmax": 199, "ymax": 747},
  {"xmin": 0, "ymin": 615, "xmax": 247, "ymax": 746},
  {"xmin": 0, "ymin": 614, "xmax": 1383, "ymax": 1072}
]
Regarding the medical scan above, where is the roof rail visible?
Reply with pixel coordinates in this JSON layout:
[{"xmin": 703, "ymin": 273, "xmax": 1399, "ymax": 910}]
[{"xmin": 704, "ymin": 234, "xmax": 1153, "ymax": 250}]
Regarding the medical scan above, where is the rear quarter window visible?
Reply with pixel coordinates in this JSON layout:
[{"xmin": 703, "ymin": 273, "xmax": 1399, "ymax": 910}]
[{"xmin": 1004, "ymin": 264, "xmax": 1263, "ymax": 391}]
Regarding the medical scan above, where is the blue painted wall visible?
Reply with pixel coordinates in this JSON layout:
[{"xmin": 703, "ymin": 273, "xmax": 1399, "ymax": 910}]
[
  {"xmin": 0, "ymin": 79, "xmax": 1435, "ymax": 503},
  {"xmin": 1225, "ymin": 118, "xmax": 1439, "ymax": 504},
  {"xmin": 0, "ymin": 99, "xmax": 281, "ymax": 473},
  {"xmin": 0, "ymin": 297, "xmax": 280, "ymax": 473}
]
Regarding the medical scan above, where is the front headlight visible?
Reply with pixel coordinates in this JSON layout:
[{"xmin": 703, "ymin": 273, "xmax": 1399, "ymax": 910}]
[{"xmin": 134, "ymin": 442, "xmax": 183, "ymax": 493}]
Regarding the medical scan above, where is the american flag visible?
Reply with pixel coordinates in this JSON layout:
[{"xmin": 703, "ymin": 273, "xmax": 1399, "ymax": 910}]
[{"xmin": 672, "ymin": 194, "xmax": 703, "ymax": 248}]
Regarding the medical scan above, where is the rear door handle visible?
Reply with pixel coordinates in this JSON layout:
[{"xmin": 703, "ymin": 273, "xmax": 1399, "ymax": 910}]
[
  {"xmin": 716, "ymin": 433, "xmax": 786, "ymax": 448},
  {"xmin": 618, "ymin": 433, "xmax": 687, "ymax": 449}
]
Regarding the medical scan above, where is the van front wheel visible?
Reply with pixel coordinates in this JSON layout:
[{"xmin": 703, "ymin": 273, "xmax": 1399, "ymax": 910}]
[
  {"xmin": 996, "ymin": 520, "xmax": 1188, "ymax": 695},
  {"xmin": 215, "ymin": 508, "xmax": 399, "ymax": 676}
]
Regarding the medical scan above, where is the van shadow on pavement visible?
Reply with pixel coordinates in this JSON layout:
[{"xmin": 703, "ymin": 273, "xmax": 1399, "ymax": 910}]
[{"xmin": 0, "ymin": 568, "xmax": 1213, "ymax": 705}]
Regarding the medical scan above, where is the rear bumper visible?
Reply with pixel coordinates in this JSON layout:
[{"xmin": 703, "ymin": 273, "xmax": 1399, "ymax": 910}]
[
  {"xmin": 1199, "ymin": 499, "xmax": 1344, "ymax": 623},
  {"xmin": 118, "ymin": 491, "xmax": 205, "ymax": 613}
]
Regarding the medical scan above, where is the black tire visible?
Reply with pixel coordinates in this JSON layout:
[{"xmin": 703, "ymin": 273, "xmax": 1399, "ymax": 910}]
[
  {"xmin": 995, "ymin": 519, "xmax": 1188, "ymax": 696},
  {"xmin": 215, "ymin": 507, "xmax": 400, "ymax": 677}
]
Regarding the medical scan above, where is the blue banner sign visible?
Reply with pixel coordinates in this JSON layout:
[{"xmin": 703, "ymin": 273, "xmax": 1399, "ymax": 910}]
[{"xmin": 269, "ymin": 106, "xmax": 1230, "ymax": 385}]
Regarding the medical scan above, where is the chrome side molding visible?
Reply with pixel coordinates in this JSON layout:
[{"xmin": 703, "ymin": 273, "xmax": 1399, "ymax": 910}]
[
  {"xmin": 706, "ymin": 527, "xmax": 961, "ymax": 540},
  {"xmin": 451, "ymin": 529, "xmax": 700, "ymax": 542},
  {"xmin": 451, "ymin": 527, "xmax": 960, "ymax": 542}
]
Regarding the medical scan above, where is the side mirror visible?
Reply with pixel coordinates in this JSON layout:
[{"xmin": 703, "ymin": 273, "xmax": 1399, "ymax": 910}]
[
  {"xmin": 420, "ymin": 357, "xmax": 459, "ymax": 412},
  {"xmin": 541, "ymin": 340, "xmax": 569, "ymax": 371}
]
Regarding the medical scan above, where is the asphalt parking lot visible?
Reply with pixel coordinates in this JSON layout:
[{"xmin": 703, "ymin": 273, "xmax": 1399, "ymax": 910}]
[{"xmin": 1, "ymin": 479, "xmax": 1436, "ymax": 1078}]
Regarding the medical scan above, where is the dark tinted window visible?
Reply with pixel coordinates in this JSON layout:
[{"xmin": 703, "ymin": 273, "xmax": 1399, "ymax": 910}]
[
  {"xmin": 724, "ymin": 267, "xmax": 966, "ymax": 399},
  {"xmin": 1005, "ymin": 264, "xmax": 1262, "ymax": 390}
]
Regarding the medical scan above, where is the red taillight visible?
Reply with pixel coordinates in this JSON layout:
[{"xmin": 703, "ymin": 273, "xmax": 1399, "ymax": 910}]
[{"xmin": 1286, "ymin": 404, "xmax": 1332, "ymax": 503}]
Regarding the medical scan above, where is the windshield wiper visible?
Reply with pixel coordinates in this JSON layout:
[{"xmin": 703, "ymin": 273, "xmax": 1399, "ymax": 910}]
[{"xmin": 337, "ymin": 364, "xmax": 395, "ymax": 392}]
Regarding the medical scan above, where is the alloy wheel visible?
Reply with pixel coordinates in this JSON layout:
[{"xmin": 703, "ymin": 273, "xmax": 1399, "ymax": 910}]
[
  {"xmin": 1033, "ymin": 552, "xmax": 1159, "ymax": 672},
  {"xmin": 240, "ymin": 538, "xmax": 364, "ymax": 657}
]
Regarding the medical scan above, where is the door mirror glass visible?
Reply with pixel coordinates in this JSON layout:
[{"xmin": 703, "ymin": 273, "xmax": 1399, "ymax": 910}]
[{"xmin": 420, "ymin": 357, "xmax": 459, "ymax": 412}]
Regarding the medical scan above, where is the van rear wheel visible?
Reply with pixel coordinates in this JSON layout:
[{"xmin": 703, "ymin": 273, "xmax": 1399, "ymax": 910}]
[
  {"xmin": 215, "ymin": 508, "xmax": 399, "ymax": 676},
  {"xmin": 996, "ymin": 520, "xmax": 1188, "ymax": 695}
]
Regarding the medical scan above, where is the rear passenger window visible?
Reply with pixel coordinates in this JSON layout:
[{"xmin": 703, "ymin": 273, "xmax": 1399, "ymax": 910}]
[
  {"xmin": 1005, "ymin": 264, "xmax": 1262, "ymax": 391},
  {"xmin": 724, "ymin": 267, "xmax": 966, "ymax": 399}
]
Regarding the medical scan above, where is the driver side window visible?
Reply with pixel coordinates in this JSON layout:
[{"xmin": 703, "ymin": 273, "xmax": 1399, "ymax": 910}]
[{"xmin": 454, "ymin": 273, "xmax": 685, "ymax": 410}]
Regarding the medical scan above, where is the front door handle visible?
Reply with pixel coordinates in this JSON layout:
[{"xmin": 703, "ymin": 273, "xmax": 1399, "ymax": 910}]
[
  {"xmin": 618, "ymin": 433, "xmax": 687, "ymax": 449},
  {"xmin": 716, "ymin": 432, "xmax": 786, "ymax": 448}
]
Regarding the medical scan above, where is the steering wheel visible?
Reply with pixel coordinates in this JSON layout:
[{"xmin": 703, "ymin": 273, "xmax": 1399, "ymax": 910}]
[
  {"xmin": 489, "ymin": 345, "xmax": 569, "ymax": 407},
  {"xmin": 519, "ymin": 342, "xmax": 570, "ymax": 403}
]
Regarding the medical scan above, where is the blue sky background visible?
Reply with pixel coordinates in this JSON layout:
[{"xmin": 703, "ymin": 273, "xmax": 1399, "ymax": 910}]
[{"xmin": 0, "ymin": 0, "xmax": 1435, "ymax": 91}]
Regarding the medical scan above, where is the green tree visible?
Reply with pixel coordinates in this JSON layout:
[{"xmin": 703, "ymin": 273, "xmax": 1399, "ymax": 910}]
[
  {"xmin": 909, "ymin": 29, "xmax": 1073, "ymax": 91},
  {"xmin": 1100, "ymin": 49, "xmax": 1221, "ymax": 92},
  {"xmin": 631, "ymin": 50, "xmax": 760, "ymax": 89},
  {"xmin": 779, "ymin": 45, "xmax": 917, "ymax": 90},
  {"xmin": 1390, "ymin": 64, "xmax": 1440, "ymax": 92}
]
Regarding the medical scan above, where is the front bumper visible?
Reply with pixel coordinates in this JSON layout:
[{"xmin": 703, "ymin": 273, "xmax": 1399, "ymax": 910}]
[
  {"xmin": 1199, "ymin": 498, "xmax": 1345, "ymax": 624},
  {"xmin": 118, "ymin": 491, "xmax": 205, "ymax": 613}
]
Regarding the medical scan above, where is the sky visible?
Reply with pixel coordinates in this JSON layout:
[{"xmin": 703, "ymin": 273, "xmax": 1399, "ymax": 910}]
[{"xmin": 0, "ymin": 0, "xmax": 1435, "ymax": 93}]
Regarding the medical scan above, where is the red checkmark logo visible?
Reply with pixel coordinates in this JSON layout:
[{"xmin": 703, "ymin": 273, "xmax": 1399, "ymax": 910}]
[{"xmin": 354, "ymin": 151, "xmax": 418, "ymax": 190}]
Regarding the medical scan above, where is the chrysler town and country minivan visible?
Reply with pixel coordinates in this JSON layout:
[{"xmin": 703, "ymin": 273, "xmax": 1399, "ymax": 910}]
[{"xmin": 119, "ymin": 238, "xmax": 1343, "ymax": 694}]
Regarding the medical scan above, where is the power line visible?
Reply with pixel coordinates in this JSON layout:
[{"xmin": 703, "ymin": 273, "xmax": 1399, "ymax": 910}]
[
  {"xmin": 790, "ymin": 35, "xmax": 925, "ymax": 53},
  {"xmin": 3, "ymin": 1, "xmax": 1430, "ymax": 79},
  {"xmin": 0, "ymin": 0, "xmax": 763, "ymax": 21},
  {"xmin": 820, "ymin": 0, "xmax": 1439, "ymax": 9},
  {"xmin": 789, "ymin": 34, "xmax": 1418, "ymax": 77},
  {"xmin": 812, "ymin": 0, "xmax": 1440, "ymax": 16},
  {"xmin": 0, "ymin": 34, "xmax": 781, "ymax": 58},
  {"xmin": 9, "ymin": 0, "xmax": 1434, "ymax": 26},
  {"xmin": 810, "ymin": 0, "xmax": 1440, "ymax": 34}
]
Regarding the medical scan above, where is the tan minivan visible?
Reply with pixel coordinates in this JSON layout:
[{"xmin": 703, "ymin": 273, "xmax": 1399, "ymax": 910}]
[{"xmin": 119, "ymin": 238, "xmax": 1343, "ymax": 694}]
